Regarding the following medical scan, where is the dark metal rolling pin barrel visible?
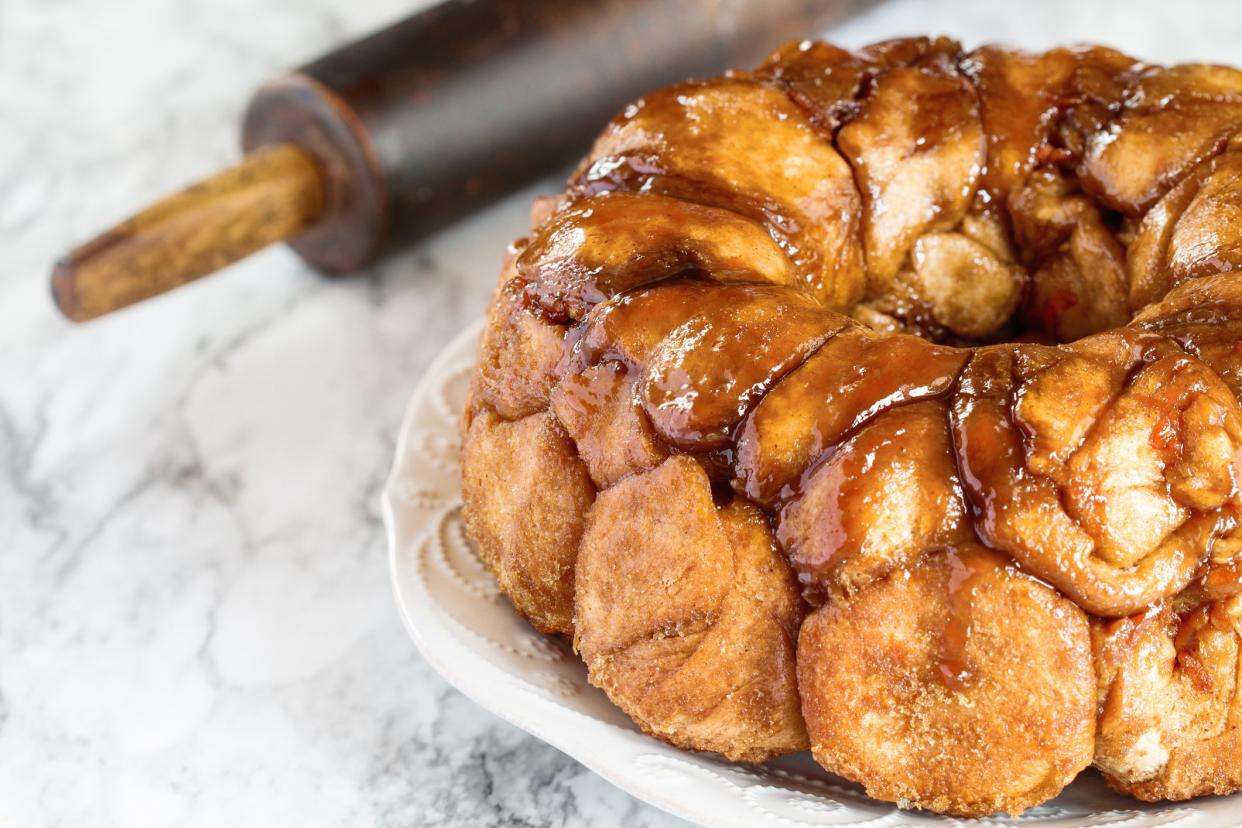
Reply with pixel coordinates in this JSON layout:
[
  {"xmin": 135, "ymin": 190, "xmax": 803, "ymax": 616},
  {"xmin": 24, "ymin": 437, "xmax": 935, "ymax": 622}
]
[{"xmin": 50, "ymin": 0, "xmax": 871, "ymax": 322}]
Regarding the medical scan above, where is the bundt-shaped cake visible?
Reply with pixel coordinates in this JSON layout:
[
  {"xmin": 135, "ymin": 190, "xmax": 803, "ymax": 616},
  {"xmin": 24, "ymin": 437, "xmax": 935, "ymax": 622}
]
[{"xmin": 459, "ymin": 36, "xmax": 1242, "ymax": 817}]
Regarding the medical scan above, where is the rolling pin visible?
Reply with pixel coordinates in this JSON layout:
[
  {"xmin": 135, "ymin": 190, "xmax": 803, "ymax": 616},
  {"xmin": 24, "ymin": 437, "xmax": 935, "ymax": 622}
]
[{"xmin": 51, "ymin": 0, "xmax": 874, "ymax": 322}]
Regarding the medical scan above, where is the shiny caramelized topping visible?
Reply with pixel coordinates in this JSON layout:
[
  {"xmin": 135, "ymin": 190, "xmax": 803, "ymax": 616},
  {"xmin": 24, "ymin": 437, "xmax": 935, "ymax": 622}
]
[
  {"xmin": 776, "ymin": 399, "xmax": 972, "ymax": 600},
  {"xmin": 735, "ymin": 327, "xmax": 968, "ymax": 504},
  {"xmin": 938, "ymin": 545, "xmax": 1000, "ymax": 692},
  {"xmin": 464, "ymin": 37, "xmax": 1242, "ymax": 814},
  {"xmin": 517, "ymin": 192, "xmax": 797, "ymax": 321},
  {"xmin": 480, "ymin": 36, "xmax": 1242, "ymax": 619},
  {"xmin": 836, "ymin": 58, "xmax": 983, "ymax": 287},
  {"xmin": 570, "ymin": 77, "xmax": 865, "ymax": 311}
]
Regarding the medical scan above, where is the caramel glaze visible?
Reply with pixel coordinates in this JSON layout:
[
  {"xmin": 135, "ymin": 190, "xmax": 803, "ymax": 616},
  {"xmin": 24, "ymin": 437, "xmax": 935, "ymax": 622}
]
[
  {"xmin": 477, "ymin": 36, "xmax": 1242, "ymax": 700},
  {"xmin": 1175, "ymin": 561, "xmax": 1242, "ymax": 692},
  {"xmin": 938, "ymin": 544, "xmax": 1005, "ymax": 692}
]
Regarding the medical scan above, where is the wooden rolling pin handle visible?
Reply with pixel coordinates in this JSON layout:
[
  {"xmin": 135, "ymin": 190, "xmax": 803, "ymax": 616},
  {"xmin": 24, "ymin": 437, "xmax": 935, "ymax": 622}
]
[{"xmin": 51, "ymin": 144, "xmax": 325, "ymax": 322}]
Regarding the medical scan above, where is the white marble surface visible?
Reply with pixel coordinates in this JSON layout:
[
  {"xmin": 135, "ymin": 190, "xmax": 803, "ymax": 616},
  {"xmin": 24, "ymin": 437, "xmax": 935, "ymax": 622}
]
[{"xmin": 4, "ymin": 1, "xmax": 1242, "ymax": 826}]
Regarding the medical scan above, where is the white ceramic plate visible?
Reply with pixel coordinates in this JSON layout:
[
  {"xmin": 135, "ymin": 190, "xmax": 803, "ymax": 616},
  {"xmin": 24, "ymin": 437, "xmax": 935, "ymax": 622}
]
[{"xmin": 383, "ymin": 319, "xmax": 1237, "ymax": 828}]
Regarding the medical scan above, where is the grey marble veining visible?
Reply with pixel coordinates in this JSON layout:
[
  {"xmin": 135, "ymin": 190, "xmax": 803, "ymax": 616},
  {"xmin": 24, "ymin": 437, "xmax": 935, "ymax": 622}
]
[{"xmin": 3, "ymin": 0, "xmax": 1241, "ymax": 825}]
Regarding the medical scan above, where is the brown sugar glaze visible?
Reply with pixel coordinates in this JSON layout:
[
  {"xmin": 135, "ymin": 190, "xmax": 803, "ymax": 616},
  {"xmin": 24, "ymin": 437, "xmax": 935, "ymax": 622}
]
[
  {"xmin": 511, "ymin": 36, "xmax": 1242, "ymax": 616},
  {"xmin": 465, "ymin": 36, "xmax": 1242, "ymax": 813},
  {"xmin": 519, "ymin": 38, "xmax": 1242, "ymax": 666}
]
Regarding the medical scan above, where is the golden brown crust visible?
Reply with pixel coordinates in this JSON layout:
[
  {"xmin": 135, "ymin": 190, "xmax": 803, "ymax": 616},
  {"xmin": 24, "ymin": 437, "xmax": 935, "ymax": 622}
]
[
  {"xmin": 574, "ymin": 457, "xmax": 807, "ymax": 762},
  {"xmin": 1094, "ymin": 590, "xmax": 1242, "ymax": 799},
  {"xmin": 1131, "ymin": 272, "xmax": 1242, "ymax": 398},
  {"xmin": 951, "ymin": 338, "xmax": 1242, "ymax": 618},
  {"xmin": 798, "ymin": 546, "xmax": 1096, "ymax": 817},
  {"xmin": 460, "ymin": 408, "xmax": 594, "ymax": 635},
  {"xmin": 471, "ymin": 271, "xmax": 566, "ymax": 421}
]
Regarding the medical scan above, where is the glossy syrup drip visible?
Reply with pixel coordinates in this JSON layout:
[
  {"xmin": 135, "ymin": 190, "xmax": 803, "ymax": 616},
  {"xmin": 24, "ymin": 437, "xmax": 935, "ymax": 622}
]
[
  {"xmin": 1202, "ymin": 560, "xmax": 1242, "ymax": 602},
  {"xmin": 1134, "ymin": 361, "xmax": 1198, "ymax": 459},
  {"xmin": 938, "ymin": 547, "xmax": 990, "ymax": 692}
]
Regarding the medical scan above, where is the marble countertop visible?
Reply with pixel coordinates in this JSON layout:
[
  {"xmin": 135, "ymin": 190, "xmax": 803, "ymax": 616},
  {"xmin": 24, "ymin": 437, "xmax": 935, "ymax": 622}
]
[{"xmin": 4, "ymin": 0, "xmax": 1242, "ymax": 825}]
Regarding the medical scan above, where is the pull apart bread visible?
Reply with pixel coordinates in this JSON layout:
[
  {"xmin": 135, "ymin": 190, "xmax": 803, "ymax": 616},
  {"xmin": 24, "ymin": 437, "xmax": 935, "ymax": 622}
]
[{"xmin": 459, "ymin": 37, "xmax": 1242, "ymax": 817}]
